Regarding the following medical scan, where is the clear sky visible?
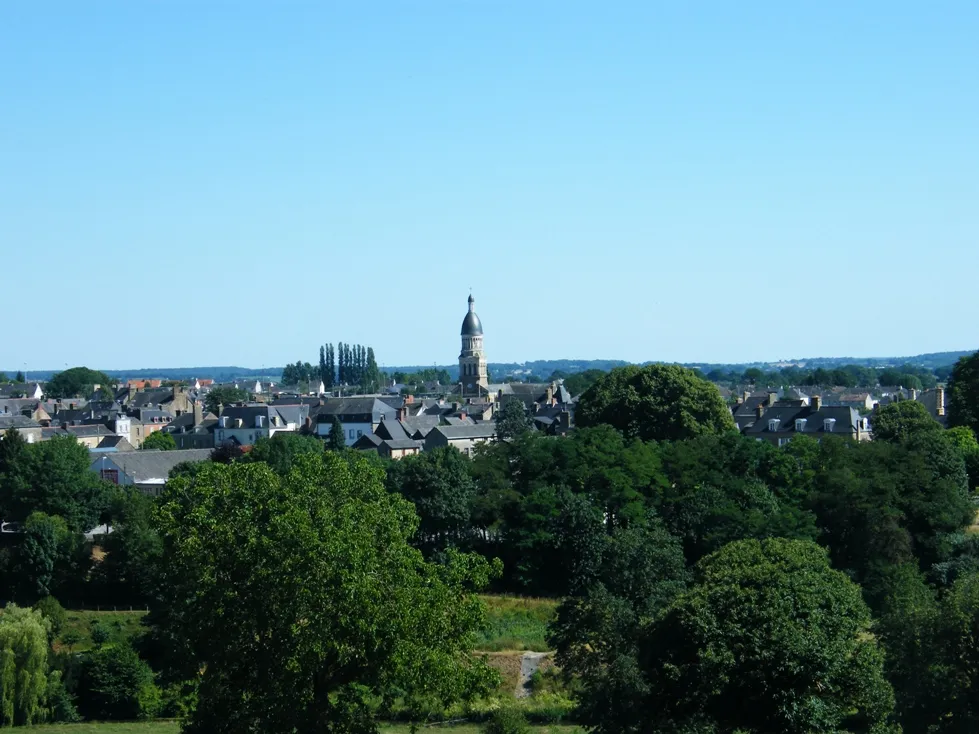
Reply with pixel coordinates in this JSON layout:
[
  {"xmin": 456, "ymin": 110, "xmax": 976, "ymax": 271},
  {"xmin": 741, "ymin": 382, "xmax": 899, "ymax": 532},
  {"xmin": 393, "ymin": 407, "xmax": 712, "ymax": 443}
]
[{"xmin": 2, "ymin": 2, "xmax": 977, "ymax": 371}]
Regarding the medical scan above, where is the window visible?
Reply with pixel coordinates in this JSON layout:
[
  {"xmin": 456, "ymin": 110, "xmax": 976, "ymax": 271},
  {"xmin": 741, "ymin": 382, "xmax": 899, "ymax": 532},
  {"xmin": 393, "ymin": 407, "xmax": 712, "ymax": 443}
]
[
  {"xmin": 100, "ymin": 469, "xmax": 119, "ymax": 484},
  {"xmin": 778, "ymin": 437, "xmax": 791, "ymax": 447},
  {"xmin": 357, "ymin": 430, "xmax": 363, "ymax": 437},
  {"xmin": 348, "ymin": 429, "xmax": 355, "ymax": 439},
  {"xmin": 824, "ymin": 418, "xmax": 837, "ymax": 432},
  {"xmin": 768, "ymin": 419, "xmax": 780, "ymax": 431},
  {"xmin": 795, "ymin": 419, "xmax": 807, "ymax": 432}
]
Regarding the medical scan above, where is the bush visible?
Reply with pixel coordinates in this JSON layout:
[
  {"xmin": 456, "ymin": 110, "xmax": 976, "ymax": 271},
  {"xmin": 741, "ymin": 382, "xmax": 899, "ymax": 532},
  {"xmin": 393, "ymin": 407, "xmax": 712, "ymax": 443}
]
[
  {"xmin": 483, "ymin": 705, "xmax": 531, "ymax": 734},
  {"xmin": 90, "ymin": 621, "xmax": 110, "ymax": 648},
  {"xmin": 34, "ymin": 596, "xmax": 66, "ymax": 640},
  {"xmin": 76, "ymin": 645, "xmax": 161, "ymax": 721}
]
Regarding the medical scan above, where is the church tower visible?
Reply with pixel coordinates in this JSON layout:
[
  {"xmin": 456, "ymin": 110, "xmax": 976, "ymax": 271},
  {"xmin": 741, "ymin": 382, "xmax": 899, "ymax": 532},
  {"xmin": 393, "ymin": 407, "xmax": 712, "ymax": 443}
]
[{"xmin": 459, "ymin": 294, "xmax": 488, "ymax": 398}]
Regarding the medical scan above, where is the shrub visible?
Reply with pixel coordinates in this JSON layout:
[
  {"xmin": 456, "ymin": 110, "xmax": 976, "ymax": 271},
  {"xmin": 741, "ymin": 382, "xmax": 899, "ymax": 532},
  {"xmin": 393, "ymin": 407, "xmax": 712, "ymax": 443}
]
[
  {"xmin": 483, "ymin": 705, "xmax": 531, "ymax": 734},
  {"xmin": 76, "ymin": 645, "xmax": 160, "ymax": 721},
  {"xmin": 90, "ymin": 621, "xmax": 110, "ymax": 649},
  {"xmin": 34, "ymin": 597, "xmax": 66, "ymax": 640}
]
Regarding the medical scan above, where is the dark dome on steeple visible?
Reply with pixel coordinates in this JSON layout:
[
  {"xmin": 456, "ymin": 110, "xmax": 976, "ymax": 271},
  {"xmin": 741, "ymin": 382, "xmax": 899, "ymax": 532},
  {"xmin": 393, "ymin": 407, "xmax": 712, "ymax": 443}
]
[{"xmin": 461, "ymin": 294, "xmax": 483, "ymax": 336}]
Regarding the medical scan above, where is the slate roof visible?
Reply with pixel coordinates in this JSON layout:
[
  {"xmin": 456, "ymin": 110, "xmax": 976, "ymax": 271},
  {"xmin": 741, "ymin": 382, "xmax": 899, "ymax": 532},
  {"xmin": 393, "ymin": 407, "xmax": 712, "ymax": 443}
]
[
  {"xmin": 95, "ymin": 449, "xmax": 213, "ymax": 483},
  {"xmin": 375, "ymin": 418, "xmax": 411, "ymax": 442},
  {"xmin": 461, "ymin": 295, "xmax": 483, "ymax": 336},
  {"xmin": 399, "ymin": 416, "xmax": 441, "ymax": 438},
  {"xmin": 312, "ymin": 398, "xmax": 398, "ymax": 423},
  {"xmin": 95, "ymin": 435, "xmax": 136, "ymax": 451},
  {"xmin": 430, "ymin": 424, "xmax": 497, "ymax": 440},
  {"xmin": 352, "ymin": 433, "xmax": 384, "ymax": 449},
  {"xmin": 218, "ymin": 404, "xmax": 305, "ymax": 429},
  {"xmin": 382, "ymin": 438, "xmax": 423, "ymax": 451},
  {"xmin": 0, "ymin": 415, "xmax": 40, "ymax": 430},
  {"xmin": 444, "ymin": 416, "xmax": 475, "ymax": 426},
  {"xmin": 742, "ymin": 405, "xmax": 863, "ymax": 437}
]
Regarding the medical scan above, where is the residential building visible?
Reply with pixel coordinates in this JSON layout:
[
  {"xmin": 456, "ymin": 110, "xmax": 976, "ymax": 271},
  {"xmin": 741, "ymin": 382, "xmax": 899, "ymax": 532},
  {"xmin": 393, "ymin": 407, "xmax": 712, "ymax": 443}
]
[
  {"xmin": 0, "ymin": 415, "xmax": 42, "ymax": 443},
  {"xmin": 162, "ymin": 402, "xmax": 218, "ymax": 449},
  {"xmin": 213, "ymin": 404, "xmax": 307, "ymax": 446},
  {"xmin": 311, "ymin": 397, "xmax": 399, "ymax": 446},
  {"xmin": 424, "ymin": 424, "xmax": 497, "ymax": 455},
  {"xmin": 91, "ymin": 449, "xmax": 213, "ymax": 496},
  {"xmin": 741, "ymin": 396, "xmax": 870, "ymax": 446}
]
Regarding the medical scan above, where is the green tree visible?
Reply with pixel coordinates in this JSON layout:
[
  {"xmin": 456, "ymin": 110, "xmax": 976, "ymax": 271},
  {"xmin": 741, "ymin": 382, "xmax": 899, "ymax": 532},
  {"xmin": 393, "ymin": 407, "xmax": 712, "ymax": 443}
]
[
  {"xmin": 946, "ymin": 425, "xmax": 979, "ymax": 492},
  {"xmin": 562, "ymin": 538, "xmax": 896, "ymax": 734},
  {"xmin": 203, "ymin": 385, "xmax": 248, "ymax": 415},
  {"xmin": 92, "ymin": 488, "xmax": 162, "ymax": 607},
  {"xmin": 2, "ymin": 435, "xmax": 112, "ymax": 532},
  {"xmin": 243, "ymin": 432, "xmax": 325, "ymax": 475},
  {"xmin": 140, "ymin": 431, "xmax": 177, "ymax": 451},
  {"xmin": 44, "ymin": 366, "xmax": 113, "ymax": 399},
  {"xmin": 151, "ymin": 455, "xmax": 499, "ymax": 733},
  {"xmin": 386, "ymin": 446, "xmax": 478, "ymax": 557},
  {"xmin": 14, "ymin": 370, "xmax": 25, "ymax": 383},
  {"xmin": 871, "ymin": 399, "xmax": 943, "ymax": 443},
  {"xmin": 33, "ymin": 596, "xmax": 66, "ymax": 641},
  {"xmin": 76, "ymin": 644, "xmax": 160, "ymax": 721},
  {"xmin": 576, "ymin": 364, "xmax": 736, "ymax": 442},
  {"xmin": 949, "ymin": 351, "xmax": 979, "ymax": 435},
  {"xmin": 0, "ymin": 603, "xmax": 51, "ymax": 726},
  {"xmin": 562, "ymin": 369, "xmax": 606, "ymax": 398},
  {"xmin": 12, "ymin": 512, "xmax": 61, "ymax": 602},
  {"xmin": 326, "ymin": 416, "xmax": 346, "ymax": 451},
  {"xmin": 495, "ymin": 399, "xmax": 531, "ymax": 441},
  {"xmin": 90, "ymin": 622, "xmax": 110, "ymax": 649}
]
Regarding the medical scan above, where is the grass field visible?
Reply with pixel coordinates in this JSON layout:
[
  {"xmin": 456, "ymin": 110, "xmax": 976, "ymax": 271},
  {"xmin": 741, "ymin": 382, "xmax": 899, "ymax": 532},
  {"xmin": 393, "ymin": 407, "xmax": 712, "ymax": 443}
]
[
  {"xmin": 58, "ymin": 610, "xmax": 147, "ymax": 653},
  {"xmin": 56, "ymin": 596, "xmax": 559, "ymax": 654},
  {"xmin": 25, "ymin": 723, "xmax": 581, "ymax": 733},
  {"xmin": 476, "ymin": 595, "xmax": 558, "ymax": 652}
]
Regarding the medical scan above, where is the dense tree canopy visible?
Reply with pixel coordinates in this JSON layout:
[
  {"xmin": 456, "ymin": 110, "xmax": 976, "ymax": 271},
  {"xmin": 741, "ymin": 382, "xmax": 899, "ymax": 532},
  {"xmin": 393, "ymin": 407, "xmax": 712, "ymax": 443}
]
[
  {"xmin": 0, "ymin": 604, "xmax": 52, "ymax": 726},
  {"xmin": 576, "ymin": 364, "xmax": 736, "ymax": 442},
  {"xmin": 203, "ymin": 385, "xmax": 249, "ymax": 415},
  {"xmin": 151, "ymin": 454, "xmax": 498, "ymax": 733},
  {"xmin": 948, "ymin": 351, "xmax": 979, "ymax": 435},
  {"xmin": 556, "ymin": 538, "xmax": 896, "ymax": 734},
  {"xmin": 44, "ymin": 367, "xmax": 113, "ymax": 399},
  {"xmin": 140, "ymin": 431, "xmax": 176, "ymax": 451},
  {"xmin": 872, "ymin": 399, "xmax": 943, "ymax": 443}
]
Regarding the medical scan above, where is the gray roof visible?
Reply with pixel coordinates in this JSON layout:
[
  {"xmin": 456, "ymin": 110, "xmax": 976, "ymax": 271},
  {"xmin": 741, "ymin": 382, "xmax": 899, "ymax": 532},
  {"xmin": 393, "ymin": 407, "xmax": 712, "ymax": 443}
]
[
  {"xmin": 742, "ymin": 405, "xmax": 863, "ymax": 436},
  {"xmin": 93, "ymin": 449, "xmax": 213, "ymax": 483},
  {"xmin": 461, "ymin": 295, "xmax": 483, "ymax": 336},
  {"xmin": 313, "ymin": 398, "xmax": 398, "ymax": 423},
  {"xmin": 382, "ymin": 438, "xmax": 424, "ymax": 450},
  {"xmin": 0, "ymin": 415, "xmax": 40, "ymax": 430},
  {"xmin": 399, "ymin": 415, "xmax": 441, "ymax": 438},
  {"xmin": 444, "ymin": 416, "xmax": 475, "ymax": 426},
  {"xmin": 375, "ymin": 418, "xmax": 411, "ymax": 442},
  {"xmin": 431, "ymin": 424, "xmax": 497, "ymax": 440}
]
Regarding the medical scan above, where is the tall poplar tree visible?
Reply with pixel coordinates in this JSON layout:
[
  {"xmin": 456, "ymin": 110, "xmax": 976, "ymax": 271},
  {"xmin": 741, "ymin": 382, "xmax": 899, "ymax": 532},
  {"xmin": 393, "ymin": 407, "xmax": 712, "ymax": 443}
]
[{"xmin": 318, "ymin": 346, "xmax": 327, "ymax": 388}]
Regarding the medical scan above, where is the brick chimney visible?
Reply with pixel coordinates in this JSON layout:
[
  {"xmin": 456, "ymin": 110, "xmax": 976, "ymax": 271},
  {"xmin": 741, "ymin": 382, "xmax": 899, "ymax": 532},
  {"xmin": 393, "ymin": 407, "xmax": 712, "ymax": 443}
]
[{"xmin": 812, "ymin": 395, "xmax": 822, "ymax": 411}]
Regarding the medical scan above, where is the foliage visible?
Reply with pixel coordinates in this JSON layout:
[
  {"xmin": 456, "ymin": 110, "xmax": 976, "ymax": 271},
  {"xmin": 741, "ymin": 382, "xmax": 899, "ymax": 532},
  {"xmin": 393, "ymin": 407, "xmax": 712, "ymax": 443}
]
[
  {"xmin": 91, "ymin": 489, "xmax": 162, "ymax": 607},
  {"xmin": 77, "ymin": 644, "xmax": 160, "ymax": 721},
  {"xmin": 559, "ymin": 369, "xmax": 606, "ymax": 398},
  {"xmin": 45, "ymin": 367, "xmax": 114, "ymax": 399},
  {"xmin": 243, "ymin": 432, "xmax": 325, "ymax": 475},
  {"xmin": 140, "ymin": 431, "xmax": 176, "ymax": 451},
  {"xmin": 11, "ymin": 512, "xmax": 91, "ymax": 605},
  {"xmin": 495, "ymin": 400, "xmax": 532, "ymax": 441},
  {"xmin": 557, "ymin": 538, "xmax": 896, "ymax": 734},
  {"xmin": 150, "ymin": 454, "xmax": 500, "ymax": 733},
  {"xmin": 387, "ymin": 446, "xmax": 479, "ymax": 557},
  {"xmin": 948, "ymin": 351, "xmax": 979, "ymax": 435},
  {"xmin": 482, "ymin": 706, "xmax": 531, "ymax": 734},
  {"xmin": 327, "ymin": 416, "xmax": 346, "ymax": 451},
  {"xmin": 209, "ymin": 440, "xmax": 243, "ymax": 464},
  {"xmin": 34, "ymin": 596, "xmax": 67, "ymax": 640},
  {"xmin": 872, "ymin": 399, "xmax": 943, "ymax": 443},
  {"xmin": 0, "ymin": 434, "xmax": 112, "ymax": 532},
  {"xmin": 281, "ymin": 360, "xmax": 316, "ymax": 386},
  {"xmin": 475, "ymin": 596, "xmax": 557, "ymax": 652},
  {"xmin": 90, "ymin": 622, "xmax": 111, "ymax": 649},
  {"xmin": 0, "ymin": 603, "xmax": 51, "ymax": 726},
  {"xmin": 202, "ymin": 385, "xmax": 248, "ymax": 415},
  {"xmin": 576, "ymin": 364, "xmax": 736, "ymax": 442}
]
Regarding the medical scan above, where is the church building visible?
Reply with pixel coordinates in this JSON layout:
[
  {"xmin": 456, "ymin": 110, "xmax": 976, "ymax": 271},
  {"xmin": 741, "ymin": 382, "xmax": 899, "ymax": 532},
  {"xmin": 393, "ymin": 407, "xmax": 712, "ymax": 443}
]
[{"xmin": 459, "ymin": 294, "xmax": 488, "ymax": 398}]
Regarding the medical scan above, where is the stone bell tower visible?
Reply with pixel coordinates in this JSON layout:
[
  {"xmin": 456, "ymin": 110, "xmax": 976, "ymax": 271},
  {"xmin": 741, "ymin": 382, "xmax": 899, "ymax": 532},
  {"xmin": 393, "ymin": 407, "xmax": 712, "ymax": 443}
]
[{"xmin": 459, "ymin": 294, "xmax": 488, "ymax": 398}]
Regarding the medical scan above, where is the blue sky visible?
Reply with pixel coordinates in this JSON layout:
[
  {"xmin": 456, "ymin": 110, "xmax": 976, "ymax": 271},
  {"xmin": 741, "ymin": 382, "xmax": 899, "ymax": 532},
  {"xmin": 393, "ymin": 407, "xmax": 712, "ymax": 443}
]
[{"xmin": 2, "ymin": 2, "xmax": 976, "ymax": 371}]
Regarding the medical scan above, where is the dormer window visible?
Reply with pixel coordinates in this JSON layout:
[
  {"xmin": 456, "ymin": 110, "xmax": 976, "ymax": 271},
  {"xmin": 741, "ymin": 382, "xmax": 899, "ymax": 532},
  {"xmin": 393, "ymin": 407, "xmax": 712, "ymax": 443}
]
[
  {"xmin": 824, "ymin": 418, "xmax": 837, "ymax": 432},
  {"xmin": 768, "ymin": 418, "xmax": 781, "ymax": 432},
  {"xmin": 795, "ymin": 418, "xmax": 807, "ymax": 432}
]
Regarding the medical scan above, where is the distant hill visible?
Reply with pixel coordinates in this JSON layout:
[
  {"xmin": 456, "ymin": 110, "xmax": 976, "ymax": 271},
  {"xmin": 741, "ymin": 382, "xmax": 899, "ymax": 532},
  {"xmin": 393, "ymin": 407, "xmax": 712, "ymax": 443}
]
[{"xmin": 7, "ymin": 350, "xmax": 973, "ymax": 383}]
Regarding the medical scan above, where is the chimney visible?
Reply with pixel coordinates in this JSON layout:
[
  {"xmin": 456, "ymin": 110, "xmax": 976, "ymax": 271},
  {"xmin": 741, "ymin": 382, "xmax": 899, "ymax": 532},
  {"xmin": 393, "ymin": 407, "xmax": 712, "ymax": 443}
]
[
  {"xmin": 767, "ymin": 392, "xmax": 778, "ymax": 407},
  {"xmin": 743, "ymin": 390, "xmax": 751, "ymax": 403},
  {"xmin": 193, "ymin": 400, "xmax": 203, "ymax": 426},
  {"xmin": 911, "ymin": 388, "xmax": 918, "ymax": 401},
  {"xmin": 459, "ymin": 411, "xmax": 467, "ymax": 421},
  {"xmin": 937, "ymin": 386, "xmax": 946, "ymax": 417},
  {"xmin": 812, "ymin": 395, "xmax": 822, "ymax": 411},
  {"xmin": 755, "ymin": 403, "xmax": 766, "ymax": 420},
  {"xmin": 546, "ymin": 386, "xmax": 554, "ymax": 405}
]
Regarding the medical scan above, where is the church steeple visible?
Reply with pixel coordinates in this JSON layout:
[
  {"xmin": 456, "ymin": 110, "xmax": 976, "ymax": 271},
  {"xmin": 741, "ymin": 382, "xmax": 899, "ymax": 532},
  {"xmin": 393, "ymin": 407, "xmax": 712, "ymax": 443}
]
[{"xmin": 459, "ymin": 294, "xmax": 487, "ymax": 397}]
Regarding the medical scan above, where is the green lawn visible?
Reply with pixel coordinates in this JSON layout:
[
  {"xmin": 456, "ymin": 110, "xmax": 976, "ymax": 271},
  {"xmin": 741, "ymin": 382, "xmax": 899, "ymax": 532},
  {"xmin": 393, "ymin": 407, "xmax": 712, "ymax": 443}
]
[
  {"xmin": 55, "ymin": 596, "xmax": 558, "ymax": 654},
  {"xmin": 25, "ymin": 723, "xmax": 581, "ymax": 733},
  {"xmin": 476, "ymin": 595, "xmax": 558, "ymax": 652},
  {"xmin": 59, "ymin": 610, "xmax": 147, "ymax": 653}
]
